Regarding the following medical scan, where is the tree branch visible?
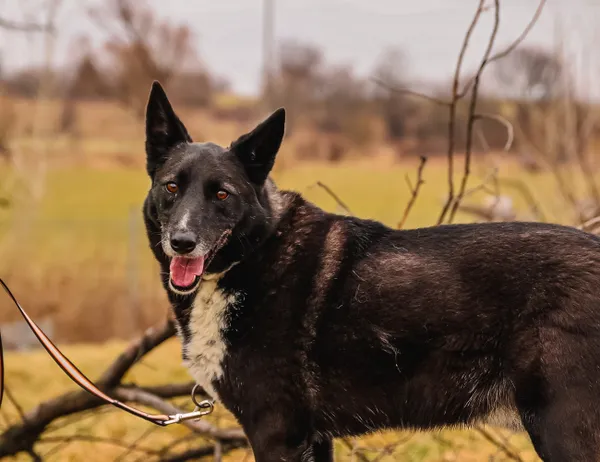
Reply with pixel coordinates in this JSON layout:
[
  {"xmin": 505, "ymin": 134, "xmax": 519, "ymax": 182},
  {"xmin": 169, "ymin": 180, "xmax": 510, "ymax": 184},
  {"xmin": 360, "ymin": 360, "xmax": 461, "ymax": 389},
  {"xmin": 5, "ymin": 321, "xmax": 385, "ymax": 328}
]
[
  {"xmin": 113, "ymin": 387, "xmax": 246, "ymax": 441},
  {"xmin": 487, "ymin": 0, "xmax": 547, "ymax": 64},
  {"xmin": 496, "ymin": 178, "xmax": 546, "ymax": 222},
  {"xmin": 314, "ymin": 181, "xmax": 353, "ymax": 215},
  {"xmin": 370, "ymin": 78, "xmax": 450, "ymax": 107},
  {"xmin": 448, "ymin": 0, "xmax": 501, "ymax": 224},
  {"xmin": 398, "ymin": 156, "xmax": 427, "ymax": 229},
  {"xmin": 457, "ymin": 0, "xmax": 546, "ymax": 99},
  {"xmin": 437, "ymin": 0, "xmax": 486, "ymax": 225},
  {"xmin": 99, "ymin": 319, "xmax": 175, "ymax": 387},
  {"xmin": 474, "ymin": 113, "xmax": 515, "ymax": 152},
  {"xmin": 39, "ymin": 435, "xmax": 159, "ymax": 455},
  {"xmin": 0, "ymin": 319, "xmax": 181, "ymax": 457},
  {"xmin": 159, "ymin": 440, "xmax": 248, "ymax": 462},
  {"xmin": 474, "ymin": 426, "xmax": 525, "ymax": 462}
]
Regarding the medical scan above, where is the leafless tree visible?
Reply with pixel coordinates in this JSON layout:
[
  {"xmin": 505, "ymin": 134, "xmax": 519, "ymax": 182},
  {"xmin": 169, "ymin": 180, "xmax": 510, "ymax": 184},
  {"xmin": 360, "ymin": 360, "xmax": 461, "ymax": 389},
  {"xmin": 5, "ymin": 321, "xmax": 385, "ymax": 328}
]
[
  {"xmin": 494, "ymin": 46, "xmax": 566, "ymax": 100},
  {"xmin": 268, "ymin": 40, "xmax": 324, "ymax": 135},
  {"xmin": 89, "ymin": 0, "xmax": 201, "ymax": 117},
  {"xmin": 371, "ymin": 48, "xmax": 416, "ymax": 142}
]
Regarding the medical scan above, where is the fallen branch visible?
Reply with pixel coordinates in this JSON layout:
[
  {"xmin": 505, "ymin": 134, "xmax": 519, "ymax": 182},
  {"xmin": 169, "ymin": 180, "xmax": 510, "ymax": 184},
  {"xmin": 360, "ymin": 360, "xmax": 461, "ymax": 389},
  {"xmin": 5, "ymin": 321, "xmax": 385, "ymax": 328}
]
[
  {"xmin": 0, "ymin": 319, "xmax": 180, "ymax": 457},
  {"xmin": 113, "ymin": 425, "xmax": 163, "ymax": 462},
  {"xmin": 340, "ymin": 438, "xmax": 370, "ymax": 462},
  {"xmin": 113, "ymin": 387, "xmax": 246, "ymax": 441},
  {"xmin": 3, "ymin": 385, "xmax": 26, "ymax": 424},
  {"xmin": 39, "ymin": 434, "xmax": 159, "ymax": 455},
  {"xmin": 474, "ymin": 426, "xmax": 525, "ymax": 462},
  {"xmin": 160, "ymin": 440, "xmax": 248, "ymax": 462}
]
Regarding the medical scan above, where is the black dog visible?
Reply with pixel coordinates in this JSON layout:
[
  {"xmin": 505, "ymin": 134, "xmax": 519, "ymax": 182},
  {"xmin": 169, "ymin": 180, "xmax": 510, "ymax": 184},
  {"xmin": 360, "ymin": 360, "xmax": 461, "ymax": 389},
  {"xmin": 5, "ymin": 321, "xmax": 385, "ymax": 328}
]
[{"xmin": 143, "ymin": 81, "xmax": 600, "ymax": 461}]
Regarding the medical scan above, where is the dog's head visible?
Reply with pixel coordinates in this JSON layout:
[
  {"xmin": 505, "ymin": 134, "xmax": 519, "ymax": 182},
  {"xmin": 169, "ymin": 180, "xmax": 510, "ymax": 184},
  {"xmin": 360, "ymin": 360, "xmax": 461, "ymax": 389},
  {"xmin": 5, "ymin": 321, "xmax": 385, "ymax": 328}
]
[{"xmin": 143, "ymin": 81, "xmax": 286, "ymax": 295}]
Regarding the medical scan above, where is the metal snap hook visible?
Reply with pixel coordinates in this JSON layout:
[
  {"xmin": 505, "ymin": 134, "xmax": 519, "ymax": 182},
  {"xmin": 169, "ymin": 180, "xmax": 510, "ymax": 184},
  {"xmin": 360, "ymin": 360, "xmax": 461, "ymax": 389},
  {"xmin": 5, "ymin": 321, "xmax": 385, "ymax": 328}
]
[{"xmin": 191, "ymin": 383, "xmax": 214, "ymax": 419}]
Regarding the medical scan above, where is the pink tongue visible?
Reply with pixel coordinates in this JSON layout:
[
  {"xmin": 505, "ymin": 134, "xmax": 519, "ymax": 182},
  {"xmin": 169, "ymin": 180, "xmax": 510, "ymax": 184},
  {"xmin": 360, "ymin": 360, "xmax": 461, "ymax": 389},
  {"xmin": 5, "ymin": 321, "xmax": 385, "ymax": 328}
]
[{"xmin": 170, "ymin": 256, "xmax": 205, "ymax": 287}]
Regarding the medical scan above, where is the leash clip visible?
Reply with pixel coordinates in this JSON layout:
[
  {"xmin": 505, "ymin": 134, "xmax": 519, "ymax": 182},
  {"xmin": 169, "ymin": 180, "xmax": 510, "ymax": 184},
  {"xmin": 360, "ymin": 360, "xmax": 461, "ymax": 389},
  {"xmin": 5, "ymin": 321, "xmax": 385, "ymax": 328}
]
[{"xmin": 163, "ymin": 384, "xmax": 214, "ymax": 425}]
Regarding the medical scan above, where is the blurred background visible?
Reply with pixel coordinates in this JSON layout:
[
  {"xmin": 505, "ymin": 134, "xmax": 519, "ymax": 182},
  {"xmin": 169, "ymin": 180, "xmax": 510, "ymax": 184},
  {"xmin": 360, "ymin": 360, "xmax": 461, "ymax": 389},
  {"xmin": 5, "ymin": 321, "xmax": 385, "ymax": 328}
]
[{"xmin": 0, "ymin": 0, "xmax": 599, "ymax": 460}]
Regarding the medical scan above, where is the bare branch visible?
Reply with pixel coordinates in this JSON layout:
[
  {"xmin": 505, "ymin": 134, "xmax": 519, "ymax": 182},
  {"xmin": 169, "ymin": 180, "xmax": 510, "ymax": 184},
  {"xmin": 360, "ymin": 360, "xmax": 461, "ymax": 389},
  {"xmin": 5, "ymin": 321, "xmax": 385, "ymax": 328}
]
[
  {"xmin": 448, "ymin": 0, "xmax": 501, "ymax": 224},
  {"xmin": 314, "ymin": 181, "xmax": 353, "ymax": 215},
  {"xmin": 474, "ymin": 113, "xmax": 515, "ymax": 152},
  {"xmin": 398, "ymin": 157, "xmax": 427, "ymax": 229},
  {"xmin": 474, "ymin": 426, "xmax": 525, "ymax": 462},
  {"xmin": 497, "ymin": 178, "xmax": 547, "ymax": 222},
  {"xmin": 3, "ymin": 386, "xmax": 26, "ymax": 423},
  {"xmin": 487, "ymin": 0, "xmax": 547, "ymax": 64},
  {"xmin": 578, "ymin": 215, "xmax": 600, "ymax": 234},
  {"xmin": 437, "ymin": 0, "xmax": 486, "ymax": 225},
  {"xmin": 370, "ymin": 77, "xmax": 450, "ymax": 107},
  {"xmin": 340, "ymin": 438, "xmax": 370, "ymax": 462},
  {"xmin": 160, "ymin": 441, "xmax": 248, "ymax": 462},
  {"xmin": 154, "ymin": 433, "xmax": 198, "ymax": 460},
  {"xmin": 214, "ymin": 439, "xmax": 224, "ymax": 462},
  {"xmin": 39, "ymin": 435, "xmax": 158, "ymax": 455},
  {"xmin": 113, "ymin": 425, "xmax": 162, "ymax": 462},
  {"xmin": 99, "ymin": 319, "xmax": 175, "ymax": 387},
  {"xmin": 457, "ymin": 0, "xmax": 547, "ymax": 99},
  {"xmin": 113, "ymin": 387, "xmax": 246, "ymax": 441},
  {"xmin": 0, "ymin": 319, "xmax": 181, "ymax": 458}
]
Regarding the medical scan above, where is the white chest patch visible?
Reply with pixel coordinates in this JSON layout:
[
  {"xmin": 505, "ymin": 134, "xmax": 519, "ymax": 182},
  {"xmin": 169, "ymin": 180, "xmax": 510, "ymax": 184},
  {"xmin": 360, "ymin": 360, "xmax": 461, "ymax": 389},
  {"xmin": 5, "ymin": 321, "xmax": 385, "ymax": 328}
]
[{"xmin": 181, "ymin": 278, "xmax": 235, "ymax": 402}]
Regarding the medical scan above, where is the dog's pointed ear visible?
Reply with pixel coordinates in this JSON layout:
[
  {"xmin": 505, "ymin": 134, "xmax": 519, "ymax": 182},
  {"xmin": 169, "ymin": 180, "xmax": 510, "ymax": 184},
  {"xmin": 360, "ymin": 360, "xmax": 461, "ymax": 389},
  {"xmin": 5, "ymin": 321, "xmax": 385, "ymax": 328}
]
[
  {"xmin": 230, "ymin": 108, "xmax": 285, "ymax": 185},
  {"xmin": 145, "ymin": 81, "xmax": 192, "ymax": 178}
]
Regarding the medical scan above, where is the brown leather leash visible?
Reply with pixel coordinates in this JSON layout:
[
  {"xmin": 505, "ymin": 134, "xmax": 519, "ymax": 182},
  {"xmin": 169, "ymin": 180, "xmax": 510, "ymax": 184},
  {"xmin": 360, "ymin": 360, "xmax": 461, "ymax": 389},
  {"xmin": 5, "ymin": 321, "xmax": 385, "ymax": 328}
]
[{"xmin": 0, "ymin": 278, "xmax": 214, "ymax": 426}]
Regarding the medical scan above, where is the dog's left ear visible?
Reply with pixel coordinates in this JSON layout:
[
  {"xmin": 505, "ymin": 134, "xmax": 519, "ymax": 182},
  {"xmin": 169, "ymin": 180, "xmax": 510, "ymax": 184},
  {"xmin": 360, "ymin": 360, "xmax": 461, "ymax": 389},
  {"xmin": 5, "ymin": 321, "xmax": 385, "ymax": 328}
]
[
  {"xmin": 230, "ymin": 108, "xmax": 285, "ymax": 185},
  {"xmin": 145, "ymin": 81, "xmax": 192, "ymax": 178}
]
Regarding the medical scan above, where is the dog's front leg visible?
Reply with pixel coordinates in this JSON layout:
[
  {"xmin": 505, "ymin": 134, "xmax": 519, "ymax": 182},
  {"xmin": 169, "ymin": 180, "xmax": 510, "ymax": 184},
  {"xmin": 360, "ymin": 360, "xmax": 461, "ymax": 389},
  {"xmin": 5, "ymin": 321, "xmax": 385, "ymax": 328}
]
[
  {"xmin": 245, "ymin": 411, "xmax": 317, "ymax": 462},
  {"xmin": 311, "ymin": 438, "xmax": 334, "ymax": 462}
]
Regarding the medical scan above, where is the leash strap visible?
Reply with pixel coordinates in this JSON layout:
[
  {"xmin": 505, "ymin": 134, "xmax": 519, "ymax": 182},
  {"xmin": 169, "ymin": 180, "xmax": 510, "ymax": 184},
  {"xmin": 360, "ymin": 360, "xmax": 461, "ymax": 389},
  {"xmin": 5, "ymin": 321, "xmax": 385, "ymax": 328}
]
[{"xmin": 0, "ymin": 278, "xmax": 213, "ymax": 426}]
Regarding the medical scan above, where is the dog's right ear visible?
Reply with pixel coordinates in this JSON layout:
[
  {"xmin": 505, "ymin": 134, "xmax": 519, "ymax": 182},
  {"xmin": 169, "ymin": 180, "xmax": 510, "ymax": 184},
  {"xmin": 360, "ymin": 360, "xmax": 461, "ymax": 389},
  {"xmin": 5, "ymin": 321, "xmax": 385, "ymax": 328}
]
[{"xmin": 145, "ymin": 81, "xmax": 192, "ymax": 178}]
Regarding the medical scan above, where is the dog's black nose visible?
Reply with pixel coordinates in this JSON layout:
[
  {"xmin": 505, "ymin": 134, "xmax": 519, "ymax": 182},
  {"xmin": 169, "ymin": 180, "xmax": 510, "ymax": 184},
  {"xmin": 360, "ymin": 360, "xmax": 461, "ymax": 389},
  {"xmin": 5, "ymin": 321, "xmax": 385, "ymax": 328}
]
[{"xmin": 170, "ymin": 232, "xmax": 197, "ymax": 254}]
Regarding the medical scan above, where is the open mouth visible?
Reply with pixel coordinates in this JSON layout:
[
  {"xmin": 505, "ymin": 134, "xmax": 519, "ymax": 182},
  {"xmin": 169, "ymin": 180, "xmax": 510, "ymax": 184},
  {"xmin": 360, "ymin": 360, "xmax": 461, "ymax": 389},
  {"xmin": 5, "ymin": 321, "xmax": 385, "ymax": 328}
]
[
  {"xmin": 168, "ymin": 230, "xmax": 232, "ymax": 295},
  {"xmin": 169, "ymin": 257, "xmax": 204, "ymax": 294}
]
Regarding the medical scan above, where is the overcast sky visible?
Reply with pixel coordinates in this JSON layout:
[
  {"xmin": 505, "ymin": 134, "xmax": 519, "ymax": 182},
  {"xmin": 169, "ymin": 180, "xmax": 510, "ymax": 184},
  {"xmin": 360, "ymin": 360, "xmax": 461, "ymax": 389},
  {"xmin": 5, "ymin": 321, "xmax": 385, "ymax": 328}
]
[{"xmin": 1, "ymin": 0, "xmax": 600, "ymax": 97}]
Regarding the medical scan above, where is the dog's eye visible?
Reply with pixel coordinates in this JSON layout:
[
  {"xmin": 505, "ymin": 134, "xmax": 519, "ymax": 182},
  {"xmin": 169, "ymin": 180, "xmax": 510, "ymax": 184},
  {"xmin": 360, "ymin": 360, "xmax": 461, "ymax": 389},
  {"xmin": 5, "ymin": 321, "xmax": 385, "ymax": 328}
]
[
  {"xmin": 165, "ymin": 182, "xmax": 178, "ymax": 194},
  {"xmin": 216, "ymin": 190, "xmax": 229, "ymax": 200}
]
